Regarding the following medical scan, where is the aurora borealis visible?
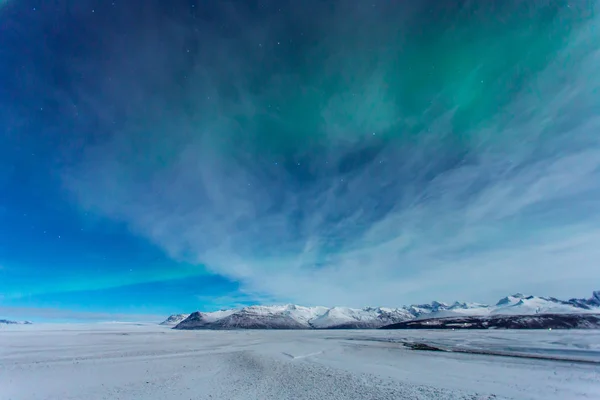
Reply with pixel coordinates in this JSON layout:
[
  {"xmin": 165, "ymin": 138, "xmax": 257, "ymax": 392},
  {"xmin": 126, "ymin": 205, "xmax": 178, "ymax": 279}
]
[{"xmin": 1, "ymin": 1, "xmax": 599, "ymax": 320}]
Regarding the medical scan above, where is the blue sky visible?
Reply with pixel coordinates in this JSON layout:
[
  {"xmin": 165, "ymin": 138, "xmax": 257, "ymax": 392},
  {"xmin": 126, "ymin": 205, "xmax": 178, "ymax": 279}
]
[{"xmin": 1, "ymin": 1, "xmax": 599, "ymax": 321}]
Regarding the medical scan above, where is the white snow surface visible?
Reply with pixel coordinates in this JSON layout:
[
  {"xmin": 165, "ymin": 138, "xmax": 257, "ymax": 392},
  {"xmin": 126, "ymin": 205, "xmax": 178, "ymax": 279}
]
[
  {"xmin": 1, "ymin": 323, "xmax": 599, "ymax": 399},
  {"xmin": 166, "ymin": 291, "xmax": 600, "ymax": 328},
  {"xmin": 200, "ymin": 308, "xmax": 236, "ymax": 322},
  {"xmin": 242, "ymin": 304, "xmax": 329, "ymax": 324}
]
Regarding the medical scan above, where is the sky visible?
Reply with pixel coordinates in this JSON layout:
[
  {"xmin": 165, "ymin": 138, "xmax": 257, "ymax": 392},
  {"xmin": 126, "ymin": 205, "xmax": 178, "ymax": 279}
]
[{"xmin": 1, "ymin": 1, "xmax": 600, "ymax": 321}]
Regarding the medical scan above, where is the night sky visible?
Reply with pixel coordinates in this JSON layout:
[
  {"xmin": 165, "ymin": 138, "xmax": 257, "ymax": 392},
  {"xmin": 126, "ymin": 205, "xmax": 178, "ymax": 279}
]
[{"xmin": 1, "ymin": 1, "xmax": 599, "ymax": 321}]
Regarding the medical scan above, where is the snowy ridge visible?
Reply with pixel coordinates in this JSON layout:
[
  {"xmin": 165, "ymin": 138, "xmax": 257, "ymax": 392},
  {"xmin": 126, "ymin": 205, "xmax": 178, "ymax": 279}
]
[{"xmin": 168, "ymin": 290, "xmax": 600, "ymax": 330}]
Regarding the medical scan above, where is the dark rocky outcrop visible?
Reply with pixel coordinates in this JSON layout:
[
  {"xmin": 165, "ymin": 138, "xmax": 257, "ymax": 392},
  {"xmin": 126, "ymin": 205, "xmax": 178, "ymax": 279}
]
[
  {"xmin": 381, "ymin": 313, "xmax": 600, "ymax": 330},
  {"xmin": 174, "ymin": 312, "xmax": 210, "ymax": 329}
]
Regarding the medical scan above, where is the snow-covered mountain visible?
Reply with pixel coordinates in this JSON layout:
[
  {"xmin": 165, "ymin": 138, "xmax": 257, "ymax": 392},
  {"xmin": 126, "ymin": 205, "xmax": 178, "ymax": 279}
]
[
  {"xmin": 167, "ymin": 291, "xmax": 600, "ymax": 330},
  {"xmin": 309, "ymin": 307, "xmax": 415, "ymax": 329},
  {"xmin": 159, "ymin": 314, "xmax": 190, "ymax": 326}
]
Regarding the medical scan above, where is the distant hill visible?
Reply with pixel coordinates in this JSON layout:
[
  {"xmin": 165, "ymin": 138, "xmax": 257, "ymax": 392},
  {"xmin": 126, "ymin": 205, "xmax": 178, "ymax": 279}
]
[{"xmin": 0, "ymin": 319, "xmax": 32, "ymax": 325}]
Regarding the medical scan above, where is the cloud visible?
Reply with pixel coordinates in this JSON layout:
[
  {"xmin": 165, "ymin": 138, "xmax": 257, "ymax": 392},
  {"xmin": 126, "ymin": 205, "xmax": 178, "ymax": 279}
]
[{"xmin": 62, "ymin": 2, "xmax": 600, "ymax": 306}]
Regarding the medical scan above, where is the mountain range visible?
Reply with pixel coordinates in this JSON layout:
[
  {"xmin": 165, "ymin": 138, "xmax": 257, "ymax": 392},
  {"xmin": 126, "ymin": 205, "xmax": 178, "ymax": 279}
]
[
  {"xmin": 0, "ymin": 319, "xmax": 32, "ymax": 325},
  {"xmin": 165, "ymin": 291, "xmax": 600, "ymax": 330}
]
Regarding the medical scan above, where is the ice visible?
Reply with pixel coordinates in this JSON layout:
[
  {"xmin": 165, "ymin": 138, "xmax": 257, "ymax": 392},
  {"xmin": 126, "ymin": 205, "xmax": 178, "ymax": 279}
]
[{"xmin": 1, "ymin": 324, "xmax": 599, "ymax": 399}]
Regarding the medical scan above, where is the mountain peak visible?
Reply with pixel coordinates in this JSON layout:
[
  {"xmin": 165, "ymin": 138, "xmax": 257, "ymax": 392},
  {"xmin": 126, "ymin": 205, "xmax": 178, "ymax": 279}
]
[
  {"xmin": 430, "ymin": 301, "xmax": 449, "ymax": 309},
  {"xmin": 496, "ymin": 293, "xmax": 529, "ymax": 306},
  {"xmin": 160, "ymin": 313, "xmax": 190, "ymax": 326},
  {"xmin": 449, "ymin": 301, "xmax": 468, "ymax": 309}
]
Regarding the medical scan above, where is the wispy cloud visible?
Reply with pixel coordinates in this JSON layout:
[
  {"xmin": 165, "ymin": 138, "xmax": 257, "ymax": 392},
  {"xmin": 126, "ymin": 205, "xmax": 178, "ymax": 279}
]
[
  {"xmin": 63, "ymin": 2, "xmax": 600, "ymax": 306},
  {"xmin": 195, "ymin": 292, "xmax": 277, "ymax": 311}
]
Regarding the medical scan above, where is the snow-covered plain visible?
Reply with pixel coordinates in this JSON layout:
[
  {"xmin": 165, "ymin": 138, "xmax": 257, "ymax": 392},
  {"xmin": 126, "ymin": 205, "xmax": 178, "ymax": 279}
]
[{"xmin": 1, "ymin": 324, "xmax": 599, "ymax": 399}]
